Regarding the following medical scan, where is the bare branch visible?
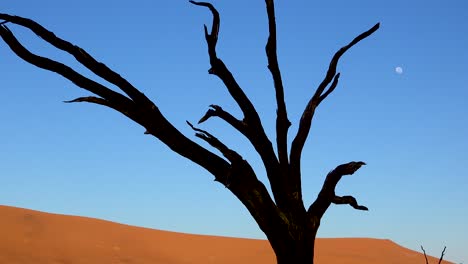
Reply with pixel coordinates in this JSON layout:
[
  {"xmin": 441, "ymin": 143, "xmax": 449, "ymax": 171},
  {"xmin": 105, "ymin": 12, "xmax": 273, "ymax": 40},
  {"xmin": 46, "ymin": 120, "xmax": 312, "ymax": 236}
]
[
  {"xmin": 438, "ymin": 246, "xmax": 447, "ymax": 264},
  {"xmin": 332, "ymin": 195, "xmax": 368, "ymax": 210},
  {"xmin": 190, "ymin": 2, "xmax": 285, "ymax": 205},
  {"xmin": 63, "ymin": 96, "xmax": 137, "ymax": 119},
  {"xmin": 264, "ymin": 0, "xmax": 290, "ymax": 170},
  {"xmin": 0, "ymin": 13, "xmax": 152, "ymax": 105},
  {"xmin": 421, "ymin": 246, "xmax": 429, "ymax": 264},
  {"xmin": 0, "ymin": 25, "xmax": 133, "ymax": 107},
  {"xmin": 290, "ymin": 23, "xmax": 379, "ymax": 176},
  {"xmin": 189, "ymin": 2, "xmax": 262, "ymax": 128},
  {"xmin": 64, "ymin": 96, "xmax": 112, "ymax": 106},
  {"xmin": 187, "ymin": 121, "xmax": 242, "ymax": 163},
  {"xmin": 188, "ymin": 1, "xmax": 219, "ymax": 58},
  {"xmin": 197, "ymin": 105, "xmax": 257, "ymax": 154},
  {"xmin": 198, "ymin": 107, "xmax": 216, "ymax": 124},
  {"xmin": 308, "ymin": 161, "xmax": 366, "ymax": 217},
  {"xmin": 198, "ymin": 105, "xmax": 245, "ymax": 133}
]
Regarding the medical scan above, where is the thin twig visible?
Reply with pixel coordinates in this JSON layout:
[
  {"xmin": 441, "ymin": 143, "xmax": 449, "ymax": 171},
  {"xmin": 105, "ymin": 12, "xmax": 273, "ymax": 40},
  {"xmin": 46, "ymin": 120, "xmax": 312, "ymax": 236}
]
[
  {"xmin": 438, "ymin": 246, "xmax": 447, "ymax": 264},
  {"xmin": 421, "ymin": 245, "xmax": 429, "ymax": 264}
]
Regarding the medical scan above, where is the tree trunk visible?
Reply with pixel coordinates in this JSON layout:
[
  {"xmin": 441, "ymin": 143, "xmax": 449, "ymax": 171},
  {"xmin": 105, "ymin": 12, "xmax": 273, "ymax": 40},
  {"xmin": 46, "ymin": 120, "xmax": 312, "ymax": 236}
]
[
  {"xmin": 267, "ymin": 220, "xmax": 319, "ymax": 264},
  {"xmin": 274, "ymin": 240, "xmax": 315, "ymax": 264}
]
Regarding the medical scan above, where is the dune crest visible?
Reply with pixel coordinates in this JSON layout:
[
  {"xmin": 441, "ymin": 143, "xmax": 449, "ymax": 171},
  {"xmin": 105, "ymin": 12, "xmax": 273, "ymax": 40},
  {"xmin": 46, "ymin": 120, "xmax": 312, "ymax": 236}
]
[{"xmin": 0, "ymin": 205, "xmax": 452, "ymax": 264}]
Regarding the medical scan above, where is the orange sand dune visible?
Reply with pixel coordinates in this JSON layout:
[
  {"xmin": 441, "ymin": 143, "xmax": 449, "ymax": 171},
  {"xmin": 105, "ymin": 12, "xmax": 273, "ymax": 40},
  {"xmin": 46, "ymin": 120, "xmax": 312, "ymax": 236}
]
[{"xmin": 0, "ymin": 205, "xmax": 453, "ymax": 264}]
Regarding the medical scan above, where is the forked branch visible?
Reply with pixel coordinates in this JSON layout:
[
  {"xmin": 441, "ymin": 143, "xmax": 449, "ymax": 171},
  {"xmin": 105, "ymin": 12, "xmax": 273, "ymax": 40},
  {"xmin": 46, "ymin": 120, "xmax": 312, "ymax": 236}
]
[
  {"xmin": 198, "ymin": 104, "xmax": 246, "ymax": 133},
  {"xmin": 188, "ymin": 1, "xmax": 266, "ymax": 133},
  {"xmin": 188, "ymin": 1, "xmax": 219, "ymax": 58},
  {"xmin": 187, "ymin": 121, "xmax": 243, "ymax": 164},
  {"xmin": 308, "ymin": 161, "xmax": 367, "ymax": 217},
  {"xmin": 290, "ymin": 23, "xmax": 380, "ymax": 173},
  {"xmin": 0, "ymin": 13, "xmax": 152, "ymax": 106},
  {"xmin": 421, "ymin": 246, "xmax": 430, "ymax": 264},
  {"xmin": 438, "ymin": 246, "xmax": 447, "ymax": 264},
  {"xmin": 0, "ymin": 24, "xmax": 134, "ymax": 108},
  {"xmin": 190, "ymin": 1, "xmax": 287, "ymax": 205}
]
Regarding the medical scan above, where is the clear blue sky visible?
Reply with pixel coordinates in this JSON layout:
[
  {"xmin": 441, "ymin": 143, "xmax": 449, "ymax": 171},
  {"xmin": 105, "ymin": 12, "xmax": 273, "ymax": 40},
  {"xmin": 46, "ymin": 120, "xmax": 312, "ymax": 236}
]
[{"xmin": 1, "ymin": 0, "xmax": 467, "ymax": 263}]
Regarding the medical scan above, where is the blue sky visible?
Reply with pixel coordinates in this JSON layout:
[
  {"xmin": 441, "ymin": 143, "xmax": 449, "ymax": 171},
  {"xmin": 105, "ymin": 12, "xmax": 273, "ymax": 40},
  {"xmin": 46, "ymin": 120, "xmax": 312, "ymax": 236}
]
[{"xmin": 1, "ymin": 0, "xmax": 467, "ymax": 262}]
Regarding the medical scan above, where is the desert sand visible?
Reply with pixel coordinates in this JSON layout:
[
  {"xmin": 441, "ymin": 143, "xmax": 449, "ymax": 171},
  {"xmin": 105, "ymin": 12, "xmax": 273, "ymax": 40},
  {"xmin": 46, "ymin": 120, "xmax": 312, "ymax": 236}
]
[{"xmin": 0, "ymin": 205, "xmax": 453, "ymax": 264}]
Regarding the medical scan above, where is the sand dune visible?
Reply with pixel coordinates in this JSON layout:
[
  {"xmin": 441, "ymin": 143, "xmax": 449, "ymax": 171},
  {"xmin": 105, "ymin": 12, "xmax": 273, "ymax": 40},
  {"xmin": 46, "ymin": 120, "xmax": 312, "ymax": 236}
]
[{"xmin": 0, "ymin": 205, "xmax": 453, "ymax": 264}]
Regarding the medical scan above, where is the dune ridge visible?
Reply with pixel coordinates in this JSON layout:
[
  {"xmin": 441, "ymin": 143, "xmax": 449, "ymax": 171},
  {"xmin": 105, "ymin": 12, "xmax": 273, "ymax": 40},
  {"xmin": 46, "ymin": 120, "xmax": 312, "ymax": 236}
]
[{"xmin": 0, "ymin": 205, "xmax": 453, "ymax": 264}]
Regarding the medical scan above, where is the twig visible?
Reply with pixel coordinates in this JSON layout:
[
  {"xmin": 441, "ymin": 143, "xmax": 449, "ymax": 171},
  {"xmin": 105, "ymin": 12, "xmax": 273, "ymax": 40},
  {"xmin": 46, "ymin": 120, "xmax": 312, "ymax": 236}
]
[
  {"xmin": 438, "ymin": 246, "xmax": 447, "ymax": 264},
  {"xmin": 421, "ymin": 245, "xmax": 429, "ymax": 264}
]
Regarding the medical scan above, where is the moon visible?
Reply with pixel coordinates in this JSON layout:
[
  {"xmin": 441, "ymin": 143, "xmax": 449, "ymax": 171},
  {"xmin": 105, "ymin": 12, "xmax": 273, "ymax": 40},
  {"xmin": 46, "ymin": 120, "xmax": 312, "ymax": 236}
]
[{"xmin": 395, "ymin": 66, "xmax": 403, "ymax": 74}]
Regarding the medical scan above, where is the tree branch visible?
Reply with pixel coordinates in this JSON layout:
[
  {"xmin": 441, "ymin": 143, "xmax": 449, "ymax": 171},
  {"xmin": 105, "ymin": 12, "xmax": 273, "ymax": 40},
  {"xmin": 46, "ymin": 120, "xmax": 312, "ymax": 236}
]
[
  {"xmin": 64, "ymin": 96, "xmax": 119, "ymax": 110},
  {"xmin": 421, "ymin": 246, "xmax": 429, "ymax": 264},
  {"xmin": 264, "ymin": 0, "xmax": 290, "ymax": 170},
  {"xmin": 198, "ymin": 104, "xmax": 246, "ymax": 133},
  {"xmin": 290, "ymin": 23, "xmax": 379, "ymax": 178},
  {"xmin": 188, "ymin": 1, "xmax": 219, "ymax": 58},
  {"xmin": 189, "ymin": 1, "xmax": 264, "ymax": 130},
  {"xmin": 332, "ymin": 195, "xmax": 368, "ymax": 210},
  {"xmin": 0, "ymin": 25, "xmax": 134, "ymax": 107},
  {"xmin": 190, "ymin": 1, "xmax": 286, "ymax": 206},
  {"xmin": 438, "ymin": 246, "xmax": 447, "ymax": 264},
  {"xmin": 308, "ymin": 161, "xmax": 366, "ymax": 217},
  {"xmin": 63, "ymin": 96, "xmax": 140, "ymax": 123},
  {"xmin": 187, "ymin": 121, "xmax": 242, "ymax": 164},
  {"xmin": 185, "ymin": 122, "xmax": 291, "ymax": 240},
  {"xmin": 0, "ymin": 13, "xmax": 152, "ymax": 106}
]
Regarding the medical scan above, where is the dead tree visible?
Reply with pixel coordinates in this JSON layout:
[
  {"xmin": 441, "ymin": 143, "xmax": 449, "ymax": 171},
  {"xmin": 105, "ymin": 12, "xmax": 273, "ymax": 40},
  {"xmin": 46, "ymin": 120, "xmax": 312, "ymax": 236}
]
[
  {"xmin": 421, "ymin": 245, "xmax": 447, "ymax": 264},
  {"xmin": 0, "ymin": 1, "xmax": 379, "ymax": 263}
]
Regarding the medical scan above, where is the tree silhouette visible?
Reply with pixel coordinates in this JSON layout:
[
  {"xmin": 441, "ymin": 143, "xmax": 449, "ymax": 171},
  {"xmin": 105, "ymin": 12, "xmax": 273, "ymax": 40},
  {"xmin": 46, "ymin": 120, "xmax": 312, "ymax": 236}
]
[{"xmin": 0, "ymin": 1, "xmax": 379, "ymax": 263}]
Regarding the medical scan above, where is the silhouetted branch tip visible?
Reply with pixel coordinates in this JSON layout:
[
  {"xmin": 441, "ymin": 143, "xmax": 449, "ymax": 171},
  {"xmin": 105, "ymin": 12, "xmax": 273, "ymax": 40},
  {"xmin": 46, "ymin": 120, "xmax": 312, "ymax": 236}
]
[
  {"xmin": 336, "ymin": 161, "xmax": 366, "ymax": 176},
  {"xmin": 189, "ymin": 0, "xmax": 219, "ymax": 47},
  {"xmin": 421, "ymin": 246, "xmax": 429, "ymax": 264},
  {"xmin": 187, "ymin": 121, "xmax": 222, "ymax": 147},
  {"xmin": 198, "ymin": 109, "xmax": 214, "ymax": 124},
  {"xmin": 64, "ymin": 96, "xmax": 106, "ymax": 104},
  {"xmin": 332, "ymin": 195, "xmax": 368, "ymax": 210},
  {"xmin": 438, "ymin": 246, "xmax": 447, "ymax": 264},
  {"xmin": 187, "ymin": 120, "xmax": 233, "ymax": 158}
]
